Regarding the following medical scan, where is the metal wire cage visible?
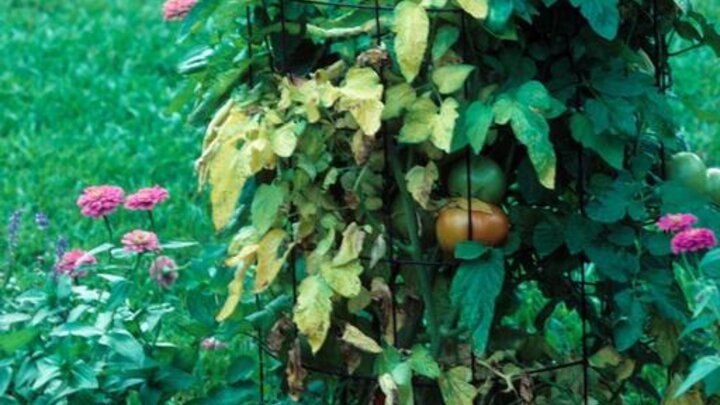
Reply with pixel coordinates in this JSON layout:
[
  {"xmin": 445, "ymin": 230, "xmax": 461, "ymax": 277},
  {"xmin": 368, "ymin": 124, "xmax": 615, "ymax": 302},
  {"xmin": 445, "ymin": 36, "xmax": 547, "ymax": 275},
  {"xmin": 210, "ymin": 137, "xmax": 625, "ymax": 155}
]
[{"xmin": 236, "ymin": 0, "xmax": 672, "ymax": 403}]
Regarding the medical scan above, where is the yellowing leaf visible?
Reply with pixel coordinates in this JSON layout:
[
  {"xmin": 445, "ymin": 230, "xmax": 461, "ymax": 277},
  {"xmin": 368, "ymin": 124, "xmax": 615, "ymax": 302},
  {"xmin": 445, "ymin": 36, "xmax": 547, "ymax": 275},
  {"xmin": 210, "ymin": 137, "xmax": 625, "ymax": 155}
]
[
  {"xmin": 270, "ymin": 122, "xmax": 300, "ymax": 158},
  {"xmin": 293, "ymin": 275, "xmax": 334, "ymax": 354},
  {"xmin": 321, "ymin": 259, "xmax": 364, "ymax": 298},
  {"xmin": 333, "ymin": 222, "xmax": 366, "ymax": 266},
  {"xmin": 216, "ymin": 245, "xmax": 258, "ymax": 322},
  {"xmin": 382, "ymin": 83, "xmax": 417, "ymax": 120},
  {"xmin": 405, "ymin": 162, "xmax": 438, "ymax": 209},
  {"xmin": 398, "ymin": 95, "xmax": 436, "ymax": 144},
  {"xmin": 393, "ymin": 1, "xmax": 429, "ymax": 83},
  {"xmin": 337, "ymin": 68, "xmax": 385, "ymax": 136},
  {"xmin": 253, "ymin": 229, "xmax": 294, "ymax": 293},
  {"xmin": 431, "ymin": 64, "xmax": 475, "ymax": 94},
  {"xmin": 456, "ymin": 0, "xmax": 489, "ymax": 19},
  {"xmin": 439, "ymin": 366, "xmax": 478, "ymax": 405},
  {"xmin": 431, "ymin": 97, "xmax": 459, "ymax": 152},
  {"xmin": 207, "ymin": 133, "xmax": 250, "ymax": 230},
  {"xmin": 341, "ymin": 324, "xmax": 383, "ymax": 354}
]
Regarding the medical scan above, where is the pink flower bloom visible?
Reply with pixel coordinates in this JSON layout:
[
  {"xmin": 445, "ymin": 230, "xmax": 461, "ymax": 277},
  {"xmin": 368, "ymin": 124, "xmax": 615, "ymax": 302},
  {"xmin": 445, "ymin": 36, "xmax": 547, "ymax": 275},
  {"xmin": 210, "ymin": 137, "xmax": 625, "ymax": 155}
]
[
  {"xmin": 671, "ymin": 228, "xmax": 718, "ymax": 255},
  {"xmin": 149, "ymin": 255, "xmax": 178, "ymax": 288},
  {"xmin": 657, "ymin": 213, "xmax": 698, "ymax": 233},
  {"xmin": 77, "ymin": 185, "xmax": 125, "ymax": 219},
  {"xmin": 201, "ymin": 337, "xmax": 227, "ymax": 351},
  {"xmin": 163, "ymin": 0, "xmax": 198, "ymax": 21},
  {"xmin": 121, "ymin": 230, "xmax": 160, "ymax": 253},
  {"xmin": 54, "ymin": 249, "xmax": 97, "ymax": 278},
  {"xmin": 125, "ymin": 186, "xmax": 170, "ymax": 211}
]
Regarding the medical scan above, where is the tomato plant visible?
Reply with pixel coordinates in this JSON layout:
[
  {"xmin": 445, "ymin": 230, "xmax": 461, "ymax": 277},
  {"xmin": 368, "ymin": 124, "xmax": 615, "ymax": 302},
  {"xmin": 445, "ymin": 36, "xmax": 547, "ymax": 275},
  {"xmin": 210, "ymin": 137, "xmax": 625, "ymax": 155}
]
[{"xmin": 173, "ymin": 0, "xmax": 720, "ymax": 403}]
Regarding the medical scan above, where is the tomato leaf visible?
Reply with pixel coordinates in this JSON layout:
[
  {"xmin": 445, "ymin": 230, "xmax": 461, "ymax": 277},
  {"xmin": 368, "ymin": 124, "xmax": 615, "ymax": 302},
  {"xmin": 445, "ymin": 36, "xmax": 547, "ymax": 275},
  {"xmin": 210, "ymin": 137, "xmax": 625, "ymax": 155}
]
[
  {"xmin": 432, "ymin": 64, "xmax": 475, "ymax": 95},
  {"xmin": 439, "ymin": 366, "xmax": 478, "ymax": 405},
  {"xmin": 450, "ymin": 249, "xmax": 505, "ymax": 354},
  {"xmin": 341, "ymin": 324, "xmax": 383, "ymax": 354},
  {"xmin": 251, "ymin": 184, "xmax": 285, "ymax": 236},
  {"xmin": 293, "ymin": 275, "xmax": 334, "ymax": 354},
  {"xmin": 393, "ymin": 1, "xmax": 429, "ymax": 83},
  {"xmin": 456, "ymin": 0, "xmax": 489, "ymax": 19},
  {"xmin": 569, "ymin": 0, "xmax": 620, "ymax": 41},
  {"xmin": 405, "ymin": 162, "xmax": 439, "ymax": 209},
  {"xmin": 462, "ymin": 101, "xmax": 494, "ymax": 154}
]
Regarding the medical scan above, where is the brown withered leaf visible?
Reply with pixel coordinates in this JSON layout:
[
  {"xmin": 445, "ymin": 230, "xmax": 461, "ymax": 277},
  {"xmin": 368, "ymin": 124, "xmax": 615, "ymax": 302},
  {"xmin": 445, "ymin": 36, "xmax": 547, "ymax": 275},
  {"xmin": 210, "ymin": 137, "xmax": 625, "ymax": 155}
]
[
  {"xmin": 286, "ymin": 339, "xmax": 307, "ymax": 402},
  {"xmin": 267, "ymin": 317, "xmax": 294, "ymax": 353},
  {"xmin": 356, "ymin": 47, "xmax": 390, "ymax": 70},
  {"xmin": 370, "ymin": 278, "xmax": 405, "ymax": 345},
  {"xmin": 351, "ymin": 130, "xmax": 376, "ymax": 165}
]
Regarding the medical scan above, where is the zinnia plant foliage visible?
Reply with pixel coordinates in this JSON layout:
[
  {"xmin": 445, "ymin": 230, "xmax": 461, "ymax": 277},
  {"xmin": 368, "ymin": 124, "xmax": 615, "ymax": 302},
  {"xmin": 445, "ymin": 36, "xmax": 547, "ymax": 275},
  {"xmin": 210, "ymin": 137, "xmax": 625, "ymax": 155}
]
[{"xmin": 173, "ymin": 0, "xmax": 720, "ymax": 403}]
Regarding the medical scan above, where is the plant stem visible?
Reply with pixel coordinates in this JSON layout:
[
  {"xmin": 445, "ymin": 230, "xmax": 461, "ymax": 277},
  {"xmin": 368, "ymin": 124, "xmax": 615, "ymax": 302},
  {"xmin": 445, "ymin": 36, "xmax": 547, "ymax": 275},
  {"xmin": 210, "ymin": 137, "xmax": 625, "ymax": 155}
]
[
  {"xmin": 103, "ymin": 215, "xmax": 114, "ymax": 243},
  {"xmin": 388, "ymin": 150, "xmax": 441, "ymax": 355},
  {"xmin": 147, "ymin": 211, "xmax": 157, "ymax": 233}
]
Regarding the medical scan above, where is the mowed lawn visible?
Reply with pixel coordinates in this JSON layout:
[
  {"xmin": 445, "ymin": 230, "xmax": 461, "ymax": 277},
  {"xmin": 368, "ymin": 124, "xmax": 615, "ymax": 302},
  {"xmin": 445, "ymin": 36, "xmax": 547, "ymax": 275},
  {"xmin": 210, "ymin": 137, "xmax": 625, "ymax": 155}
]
[{"xmin": 0, "ymin": 0, "xmax": 211, "ymax": 255}]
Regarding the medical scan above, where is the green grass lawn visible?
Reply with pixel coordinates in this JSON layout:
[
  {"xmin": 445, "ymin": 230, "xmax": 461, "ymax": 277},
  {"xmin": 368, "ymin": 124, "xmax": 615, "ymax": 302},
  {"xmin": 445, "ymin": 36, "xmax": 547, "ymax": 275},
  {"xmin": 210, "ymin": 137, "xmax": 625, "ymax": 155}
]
[{"xmin": 0, "ymin": 0, "xmax": 211, "ymax": 255}]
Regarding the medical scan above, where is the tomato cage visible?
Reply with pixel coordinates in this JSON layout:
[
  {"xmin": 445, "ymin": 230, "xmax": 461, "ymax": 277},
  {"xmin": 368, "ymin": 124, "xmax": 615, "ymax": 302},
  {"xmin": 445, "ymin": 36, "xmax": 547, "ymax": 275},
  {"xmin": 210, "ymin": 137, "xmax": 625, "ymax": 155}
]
[{"xmin": 231, "ymin": 0, "xmax": 673, "ymax": 403}]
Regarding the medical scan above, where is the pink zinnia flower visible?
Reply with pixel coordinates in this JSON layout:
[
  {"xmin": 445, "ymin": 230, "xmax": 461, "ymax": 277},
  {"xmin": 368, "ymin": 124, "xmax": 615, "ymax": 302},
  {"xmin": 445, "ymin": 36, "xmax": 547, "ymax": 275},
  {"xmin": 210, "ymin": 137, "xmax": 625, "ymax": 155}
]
[
  {"xmin": 671, "ymin": 228, "xmax": 718, "ymax": 255},
  {"xmin": 121, "ymin": 230, "xmax": 160, "ymax": 253},
  {"xmin": 163, "ymin": 0, "xmax": 198, "ymax": 21},
  {"xmin": 149, "ymin": 255, "xmax": 178, "ymax": 288},
  {"xmin": 657, "ymin": 213, "xmax": 698, "ymax": 233},
  {"xmin": 125, "ymin": 186, "xmax": 170, "ymax": 211},
  {"xmin": 77, "ymin": 185, "xmax": 125, "ymax": 219},
  {"xmin": 54, "ymin": 249, "xmax": 97, "ymax": 278},
  {"xmin": 201, "ymin": 337, "xmax": 227, "ymax": 351}
]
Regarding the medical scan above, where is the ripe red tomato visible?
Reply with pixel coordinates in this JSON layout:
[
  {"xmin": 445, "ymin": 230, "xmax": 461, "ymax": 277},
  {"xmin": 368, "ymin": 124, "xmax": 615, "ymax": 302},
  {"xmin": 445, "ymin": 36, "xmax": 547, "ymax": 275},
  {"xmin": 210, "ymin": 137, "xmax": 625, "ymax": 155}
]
[{"xmin": 435, "ymin": 198, "xmax": 509, "ymax": 253}]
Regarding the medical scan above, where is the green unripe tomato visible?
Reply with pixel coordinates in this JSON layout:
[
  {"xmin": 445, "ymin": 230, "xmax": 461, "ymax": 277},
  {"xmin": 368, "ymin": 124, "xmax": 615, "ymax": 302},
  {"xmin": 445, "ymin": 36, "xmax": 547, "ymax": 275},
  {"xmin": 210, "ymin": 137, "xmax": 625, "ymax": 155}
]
[
  {"xmin": 707, "ymin": 168, "xmax": 720, "ymax": 204},
  {"xmin": 667, "ymin": 152, "xmax": 707, "ymax": 193},
  {"xmin": 447, "ymin": 157, "xmax": 507, "ymax": 204}
]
